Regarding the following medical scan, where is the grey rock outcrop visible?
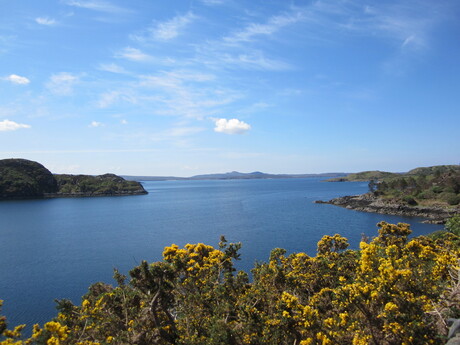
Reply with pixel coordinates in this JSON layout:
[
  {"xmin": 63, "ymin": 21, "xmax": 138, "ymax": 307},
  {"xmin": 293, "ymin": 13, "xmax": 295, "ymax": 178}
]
[{"xmin": 315, "ymin": 193, "xmax": 459, "ymax": 224}]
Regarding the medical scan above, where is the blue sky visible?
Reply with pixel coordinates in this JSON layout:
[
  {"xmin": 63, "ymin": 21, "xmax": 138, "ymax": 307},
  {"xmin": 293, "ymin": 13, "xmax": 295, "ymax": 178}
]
[{"xmin": 1, "ymin": 0, "xmax": 459, "ymax": 176}]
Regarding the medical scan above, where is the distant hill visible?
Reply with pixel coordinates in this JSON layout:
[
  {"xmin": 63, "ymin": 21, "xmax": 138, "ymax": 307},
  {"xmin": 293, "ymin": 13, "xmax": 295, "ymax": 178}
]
[
  {"xmin": 123, "ymin": 171, "xmax": 346, "ymax": 181},
  {"xmin": 406, "ymin": 165, "xmax": 460, "ymax": 176},
  {"xmin": 326, "ymin": 165, "xmax": 460, "ymax": 183},
  {"xmin": 0, "ymin": 158, "xmax": 147, "ymax": 199},
  {"xmin": 326, "ymin": 170, "xmax": 400, "ymax": 182}
]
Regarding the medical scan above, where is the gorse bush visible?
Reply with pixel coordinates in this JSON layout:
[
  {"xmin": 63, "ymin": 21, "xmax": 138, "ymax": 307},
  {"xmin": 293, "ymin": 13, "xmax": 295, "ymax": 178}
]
[{"xmin": 1, "ymin": 222, "xmax": 459, "ymax": 345}]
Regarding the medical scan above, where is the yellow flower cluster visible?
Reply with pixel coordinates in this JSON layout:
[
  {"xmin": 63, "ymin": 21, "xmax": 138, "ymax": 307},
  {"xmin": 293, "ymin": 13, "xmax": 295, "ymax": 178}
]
[{"xmin": 1, "ymin": 221, "xmax": 458, "ymax": 345}]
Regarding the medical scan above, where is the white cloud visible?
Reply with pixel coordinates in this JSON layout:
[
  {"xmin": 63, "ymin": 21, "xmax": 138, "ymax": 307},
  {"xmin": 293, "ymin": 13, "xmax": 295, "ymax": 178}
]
[
  {"xmin": 200, "ymin": 0, "xmax": 225, "ymax": 5},
  {"xmin": 4, "ymin": 74, "xmax": 30, "ymax": 85},
  {"xmin": 63, "ymin": 0, "xmax": 130, "ymax": 13},
  {"xmin": 89, "ymin": 121, "xmax": 104, "ymax": 127},
  {"xmin": 214, "ymin": 118, "xmax": 250, "ymax": 134},
  {"xmin": 35, "ymin": 17, "xmax": 57, "ymax": 25},
  {"xmin": 120, "ymin": 119, "xmax": 128, "ymax": 125},
  {"xmin": 0, "ymin": 119, "xmax": 31, "ymax": 131},
  {"xmin": 224, "ymin": 10, "xmax": 306, "ymax": 43},
  {"xmin": 137, "ymin": 71, "xmax": 238, "ymax": 119},
  {"xmin": 46, "ymin": 72, "xmax": 79, "ymax": 95},
  {"xmin": 97, "ymin": 90, "xmax": 138, "ymax": 108},
  {"xmin": 308, "ymin": 0, "xmax": 437, "ymax": 51},
  {"xmin": 220, "ymin": 52, "xmax": 291, "ymax": 71},
  {"xmin": 115, "ymin": 47, "xmax": 151, "ymax": 61},
  {"xmin": 98, "ymin": 63, "xmax": 127, "ymax": 73},
  {"xmin": 132, "ymin": 12, "xmax": 196, "ymax": 42}
]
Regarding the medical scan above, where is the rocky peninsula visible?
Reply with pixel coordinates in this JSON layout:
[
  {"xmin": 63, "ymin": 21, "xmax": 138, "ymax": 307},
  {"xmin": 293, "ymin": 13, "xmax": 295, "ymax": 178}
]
[
  {"xmin": 0, "ymin": 158, "xmax": 147, "ymax": 199},
  {"xmin": 316, "ymin": 165, "xmax": 460, "ymax": 224},
  {"xmin": 315, "ymin": 193, "xmax": 459, "ymax": 224}
]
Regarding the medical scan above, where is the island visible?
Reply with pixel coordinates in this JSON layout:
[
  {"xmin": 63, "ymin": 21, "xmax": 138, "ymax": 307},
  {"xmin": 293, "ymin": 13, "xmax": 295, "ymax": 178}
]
[
  {"xmin": 316, "ymin": 165, "xmax": 460, "ymax": 223},
  {"xmin": 0, "ymin": 158, "xmax": 147, "ymax": 199}
]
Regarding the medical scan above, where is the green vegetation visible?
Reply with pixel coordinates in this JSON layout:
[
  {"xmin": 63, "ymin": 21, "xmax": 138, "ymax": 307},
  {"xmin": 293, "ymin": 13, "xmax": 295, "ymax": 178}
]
[
  {"xmin": 326, "ymin": 165, "xmax": 460, "ymax": 208},
  {"xmin": 0, "ymin": 159, "xmax": 147, "ymax": 199},
  {"xmin": 375, "ymin": 166, "xmax": 460, "ymax": 207},
  {"xmin": 55, "ymin": 174, "xmax": 146, "ymax": 196},
  {"xmin": 1, "ymin": 221, "xmax": 459, "ymax": 345},
  {"xmin": 446, "ymin": 215, "xmax": 460, "ymax": 236},
  {"xmin": 0, "ymin": 159, "xmax": 58, "ymax": 198},
  {"xmin": 326, "ymin": 170, "xmax": 399, "ymax": 182}
]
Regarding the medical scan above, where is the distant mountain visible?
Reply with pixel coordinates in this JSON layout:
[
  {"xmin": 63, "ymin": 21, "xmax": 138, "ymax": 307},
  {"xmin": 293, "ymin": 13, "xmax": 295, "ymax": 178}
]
[{"xmin": 123, "ymin": 171, "xmax": 347, "ymax": 181}]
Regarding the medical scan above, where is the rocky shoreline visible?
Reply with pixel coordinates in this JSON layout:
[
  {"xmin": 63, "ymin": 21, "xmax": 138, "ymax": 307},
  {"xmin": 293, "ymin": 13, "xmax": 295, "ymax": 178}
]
[
  {"xmin": 44, "ymin": 189, "xmax": 148, "ymax": 198},
  {"xmin": 315, "ymin": 193, "xmax": 459, "ymax": 224}
]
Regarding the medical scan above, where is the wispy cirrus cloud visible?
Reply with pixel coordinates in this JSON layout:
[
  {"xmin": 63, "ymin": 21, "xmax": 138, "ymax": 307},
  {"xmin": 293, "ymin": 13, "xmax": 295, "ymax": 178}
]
[
  {"xmin": 35, "ymin": 17, "xmax": 57, "ymax": 25},
  {"xmin": 115, "ymin": 47, "xmax": 151, "ymax": 62},
  {"xmin": 223, "ymin": 10, "xmax": 306, "ymax": 43},
  {"xmin": 46, "ymin": 72, "xmax": 79, "ymax": 95},
  {"xmin": 98, "ymin": 63, "xmax": 127, "ymax": 74},
  {"xmin": 200, "ymin": 0, "xmax": 225, "ymax": 5},
  {"xmin": 367, "ymin": 4, "xmax": 432, "ymax": 50},
  {"xmin": 136, "ymin": 70, "xmax": 239, "ymax": 119},
  {"xmin": 0, "ymin": 119, "xmax": 31, "ymax": 131},
  {"xmin": 3, "ymin": 74, "xmax": 30, "ymax": 85},
  {"xmin": 131, "ymin": 12, "xmax": 196, "ymax": 42},
  {"xmin": 219, "ymin": 52, "xmax": 291, "ymax": 71},
  {"xmin": 307, "ymin": 0, "xmax": 443, "ymax": 51},
  {"xmin": 63, "ymin": 0, "xmax": 131, "ymax": 14},
  {"xmin": 97, "ymin": 90, "xmax": 139, "ymax": 108}
]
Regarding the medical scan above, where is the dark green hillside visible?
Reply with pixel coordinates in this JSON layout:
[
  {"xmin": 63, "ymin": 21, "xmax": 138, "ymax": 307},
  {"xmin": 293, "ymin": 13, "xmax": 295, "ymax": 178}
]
[
  {"xmin": 55, "ymin": 173, "xmax": 147, "ymax": 196},
  {"xmin": 376, "ymin": 167, "xmax": 460, "ymax": 206},
  {"xmin": 0, "ymin": 158, "xmax": 147, "ymax": 199},
  {"xmin": 0, "ymin": 158, "xmax": 58, "ymax": 198}
]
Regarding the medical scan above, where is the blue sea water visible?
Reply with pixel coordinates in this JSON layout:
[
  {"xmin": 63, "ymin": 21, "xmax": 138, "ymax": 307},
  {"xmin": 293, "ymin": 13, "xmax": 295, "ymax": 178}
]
[{"xmin": 0, "ymin": 178, "xmax": 442, "ymax": 329}]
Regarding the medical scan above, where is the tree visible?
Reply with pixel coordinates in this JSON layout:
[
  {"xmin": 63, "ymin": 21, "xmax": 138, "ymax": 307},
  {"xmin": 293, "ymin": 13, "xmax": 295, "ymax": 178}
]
[{"xmin": 368, "ymin": 179, "xmax": 377, "ymax": 193}]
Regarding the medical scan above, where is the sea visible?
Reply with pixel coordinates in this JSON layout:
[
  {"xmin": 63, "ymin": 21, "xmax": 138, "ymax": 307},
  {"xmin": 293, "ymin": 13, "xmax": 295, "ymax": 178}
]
[{"xmin": 0, "ymin": 178, "xmax": 442, "ymax": 329}]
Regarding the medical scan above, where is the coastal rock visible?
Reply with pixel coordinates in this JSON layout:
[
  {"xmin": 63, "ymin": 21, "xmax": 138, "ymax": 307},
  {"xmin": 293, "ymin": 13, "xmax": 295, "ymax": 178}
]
[{"xmin": 316, "ymin": 193, "xmax": 459, "ymax": 223}]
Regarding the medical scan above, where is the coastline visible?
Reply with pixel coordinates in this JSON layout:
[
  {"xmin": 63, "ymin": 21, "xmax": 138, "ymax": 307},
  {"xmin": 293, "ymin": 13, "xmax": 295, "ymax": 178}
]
[
  {"xmin": 315, "ymin": 193, "xmax": 459, "ymax": 224},
  {"xmin": 44, "ymin": 189, "xmax": 148, "ymax": 198}
]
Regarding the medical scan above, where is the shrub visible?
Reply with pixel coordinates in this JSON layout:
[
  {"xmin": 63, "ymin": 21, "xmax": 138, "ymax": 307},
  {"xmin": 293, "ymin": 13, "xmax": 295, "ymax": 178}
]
[{"xmin": 403, "ymin": 195, "xmax": 418, "ymax": 205}]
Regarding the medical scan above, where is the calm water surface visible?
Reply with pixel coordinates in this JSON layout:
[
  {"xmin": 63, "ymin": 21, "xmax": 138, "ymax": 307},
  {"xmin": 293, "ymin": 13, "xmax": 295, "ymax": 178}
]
[{"xmin": 0, "ymin": 178, "xmax": 442, "ymax": 328}]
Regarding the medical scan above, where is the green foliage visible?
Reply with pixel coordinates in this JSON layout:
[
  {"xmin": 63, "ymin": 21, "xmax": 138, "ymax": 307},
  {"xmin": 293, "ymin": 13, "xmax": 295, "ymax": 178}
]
[
  {"xmin": 446, "ymin": 215, "xmax": 460, "ymax": 236},
  {"xmin": 327, "ymin": 171, "xmax": 399, "ymax": 182},
  {"xmin": 0, "ymin": 158, "xmax": 146, "ymax": 199},
  {"xmin": 0, "ymin": 159, "xmax": 58, "ymax": 198},
  {"xmin": 376, "ymin": 167, "xmax": 460, "ymax": 208},
  {"xmin": 1, "ymin": 222, "xmax": 459, "ymax": 345},
  {"xmin": 55, "ymin": 174, "xmax": 146, "ymax": 196},
  {"xmin": 407, "ymin": 165, "xmax": 460, "ymax": 176}
]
